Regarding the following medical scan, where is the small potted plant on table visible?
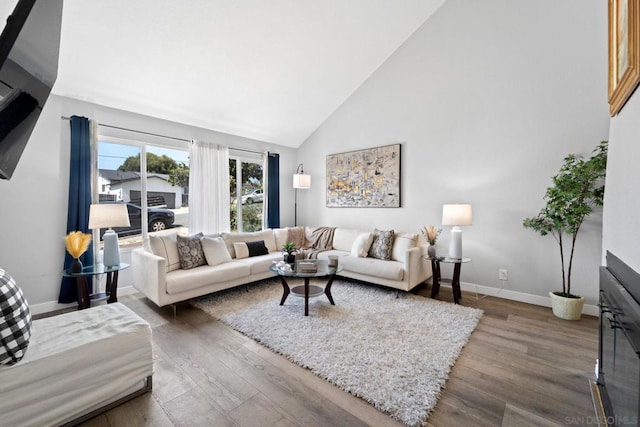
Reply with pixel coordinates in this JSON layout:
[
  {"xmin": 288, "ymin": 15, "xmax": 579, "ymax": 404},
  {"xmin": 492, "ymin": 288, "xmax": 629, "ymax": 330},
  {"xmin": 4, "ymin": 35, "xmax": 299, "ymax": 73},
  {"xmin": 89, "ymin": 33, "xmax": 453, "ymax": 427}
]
[
  {"xmin": 282, "ymin": 242, "xmax": 297, "ymax": 264},
  {"xmin": 523, "ymin": 141, "xmax": 607, "ymax": 320}
]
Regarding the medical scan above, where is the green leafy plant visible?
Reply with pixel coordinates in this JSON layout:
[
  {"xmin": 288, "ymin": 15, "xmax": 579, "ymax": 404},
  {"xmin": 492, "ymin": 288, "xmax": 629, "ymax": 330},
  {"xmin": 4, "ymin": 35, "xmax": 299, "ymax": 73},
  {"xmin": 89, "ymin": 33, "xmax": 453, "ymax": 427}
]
[
  {"xmin": 282, "ymin": 242, "xmax": 297, "ymax": 254},
  {"xmin": 523, "ymin": 141, "xmax": 607, "ymax": 298}
]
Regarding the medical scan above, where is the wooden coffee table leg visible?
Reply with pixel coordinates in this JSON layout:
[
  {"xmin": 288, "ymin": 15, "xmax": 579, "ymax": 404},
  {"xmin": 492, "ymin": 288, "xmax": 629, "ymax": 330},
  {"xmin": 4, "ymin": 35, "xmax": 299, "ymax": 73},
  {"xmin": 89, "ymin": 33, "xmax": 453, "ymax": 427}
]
[
  {"xmin": 304, "ymin": 277, "xmax": 310, "ymax": 316},
  {"xmin": 452, "ymin": 262, "xmax": 462, "ymax": 304},
  {"xmin": 430, "ymin": 260, "xmax": 441, "ymax": 298},
  {"xmin": 279, "ymin": 276, "xmax": 290, "ymax": 306},
  {"xmin": 76, "ymin": 276, "xmax": 90, "ymax": 310},
  {"xmin": 325, "ymin": 275, "xmax": 336, "ymax": 305},
  {"xmin": 107, "ymin": 271, "xmax": 119, "ymax": 303}
]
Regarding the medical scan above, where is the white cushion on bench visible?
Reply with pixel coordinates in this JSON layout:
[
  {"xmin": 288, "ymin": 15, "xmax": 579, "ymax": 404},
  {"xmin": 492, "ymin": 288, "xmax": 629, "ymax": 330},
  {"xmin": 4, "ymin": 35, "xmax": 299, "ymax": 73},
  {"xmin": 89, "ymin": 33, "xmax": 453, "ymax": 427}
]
[{"xmin": 0, "ymin": 303, "xmax": 152, "ymax": 427}]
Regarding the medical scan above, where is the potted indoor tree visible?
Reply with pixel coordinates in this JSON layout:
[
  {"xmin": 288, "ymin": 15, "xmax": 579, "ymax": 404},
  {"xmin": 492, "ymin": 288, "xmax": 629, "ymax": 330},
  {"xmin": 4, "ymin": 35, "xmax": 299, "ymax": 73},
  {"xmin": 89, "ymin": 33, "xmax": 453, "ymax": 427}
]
[{"xmin": 523, "ymin": 141, "xmax": 607, "ymax": 320}]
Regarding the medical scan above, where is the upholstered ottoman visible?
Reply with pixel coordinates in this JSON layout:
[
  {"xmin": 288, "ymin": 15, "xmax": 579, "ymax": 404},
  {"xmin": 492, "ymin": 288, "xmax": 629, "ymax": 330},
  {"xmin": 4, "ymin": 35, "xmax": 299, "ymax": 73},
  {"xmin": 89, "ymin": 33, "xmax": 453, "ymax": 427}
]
[{"xmin": 0, "ymin": 303, "xmax": 153, "ymax": 426}]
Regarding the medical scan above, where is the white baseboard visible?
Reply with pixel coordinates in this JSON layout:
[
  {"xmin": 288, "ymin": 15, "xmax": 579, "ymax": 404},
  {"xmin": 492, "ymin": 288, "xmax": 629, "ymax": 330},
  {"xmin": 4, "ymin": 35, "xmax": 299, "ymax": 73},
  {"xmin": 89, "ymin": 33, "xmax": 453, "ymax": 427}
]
[
  {"xmin": 438, "ymin": 281, "xmax": 599, "ymax": 317},
  {"xmin": 30, "ymin": 286, "xmax": 138, "ymax": 316},
  {"xmin": 31, "ymin": 283, "xmax": 599, "ymax": 318}
]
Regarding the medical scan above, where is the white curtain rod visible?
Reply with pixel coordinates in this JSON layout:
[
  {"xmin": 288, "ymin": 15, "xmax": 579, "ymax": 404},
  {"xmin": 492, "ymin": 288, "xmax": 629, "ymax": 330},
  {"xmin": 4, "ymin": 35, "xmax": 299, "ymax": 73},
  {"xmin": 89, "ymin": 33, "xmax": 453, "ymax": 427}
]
[{"xmin": 60, "ymin": 116, "xmax": 267, "ymax": 155}]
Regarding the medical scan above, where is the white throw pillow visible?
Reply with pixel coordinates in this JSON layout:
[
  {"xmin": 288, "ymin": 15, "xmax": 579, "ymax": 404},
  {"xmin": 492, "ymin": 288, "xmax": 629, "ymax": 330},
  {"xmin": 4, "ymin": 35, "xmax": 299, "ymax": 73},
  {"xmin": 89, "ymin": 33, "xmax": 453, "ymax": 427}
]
[
  {"xmin": 274, "ymin": 228, "xmax": 289, "ymax": 252},
  {"xmin": 233, "ymin": 242, "xmax": 250, "ymax": 259},
  {"xmin": 149, "ymin": 232, "xmax": 181, "ymax": 272},
  {"xmin": 351, "ymin": 232, "xmax": 373, "ymax": 258},
  {"xmin": 201, "ymin": 237, "xmax": 232, "ymax": 266},
  {"xmin": 391, "ymin": 233, "xmax": 419, "ymax": 263}
]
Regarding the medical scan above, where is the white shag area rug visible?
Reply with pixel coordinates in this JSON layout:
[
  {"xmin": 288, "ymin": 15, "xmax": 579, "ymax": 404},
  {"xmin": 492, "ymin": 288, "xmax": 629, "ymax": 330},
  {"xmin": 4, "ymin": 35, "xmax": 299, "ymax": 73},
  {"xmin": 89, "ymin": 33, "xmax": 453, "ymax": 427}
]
[{"xmin": 191, "ymin": 279, "xmax": 483, "ymax": 426}]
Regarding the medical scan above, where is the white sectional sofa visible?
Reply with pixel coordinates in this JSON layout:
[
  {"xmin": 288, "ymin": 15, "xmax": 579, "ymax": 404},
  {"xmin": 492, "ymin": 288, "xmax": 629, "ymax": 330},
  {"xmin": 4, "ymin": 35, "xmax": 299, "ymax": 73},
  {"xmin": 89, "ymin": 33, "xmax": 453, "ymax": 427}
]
[{"xmin": 132, "ymin": 226, "xmax": 432, "ymax": 307}]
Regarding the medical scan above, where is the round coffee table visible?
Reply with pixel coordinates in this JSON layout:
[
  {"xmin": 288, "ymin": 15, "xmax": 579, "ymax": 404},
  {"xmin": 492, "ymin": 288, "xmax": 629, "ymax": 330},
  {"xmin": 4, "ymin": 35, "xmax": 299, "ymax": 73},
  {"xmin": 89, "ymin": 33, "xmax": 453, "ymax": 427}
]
[{"xmin": 270, "ymin": 259, "xmax": 343, "ymax": 316}]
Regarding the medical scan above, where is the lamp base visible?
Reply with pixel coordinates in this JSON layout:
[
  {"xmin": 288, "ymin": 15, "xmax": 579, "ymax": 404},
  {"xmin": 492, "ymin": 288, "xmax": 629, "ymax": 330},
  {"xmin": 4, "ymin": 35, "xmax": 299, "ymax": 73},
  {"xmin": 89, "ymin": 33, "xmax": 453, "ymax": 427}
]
[
  {"xmin": 103, "ymin": 229, "xmax": 120, "ymax": 267},
  {"xmin": 448, "ymin": 226, "xmax": 463, "ymax": 259}
]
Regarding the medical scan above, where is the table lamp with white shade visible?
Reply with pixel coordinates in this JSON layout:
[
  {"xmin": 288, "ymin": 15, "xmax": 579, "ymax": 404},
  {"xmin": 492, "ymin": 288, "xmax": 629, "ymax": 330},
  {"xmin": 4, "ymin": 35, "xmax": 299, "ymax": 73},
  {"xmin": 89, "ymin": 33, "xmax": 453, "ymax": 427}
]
[
  {"xmin": 89, "ymin": 203, "xmax": 130, "ymax": 267},
  {"xmin": 442, "ymin": 204, "xmax": 473, "ymax": 260},
  {"xmin": 293, "ymin": 163, "xmax": 311, "ymax": 226}
]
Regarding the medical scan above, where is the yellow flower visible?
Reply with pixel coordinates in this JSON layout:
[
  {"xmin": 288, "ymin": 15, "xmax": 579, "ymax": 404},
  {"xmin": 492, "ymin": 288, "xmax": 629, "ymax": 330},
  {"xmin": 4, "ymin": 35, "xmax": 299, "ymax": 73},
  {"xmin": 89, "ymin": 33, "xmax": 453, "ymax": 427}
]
[{"xmin": 65, "ymin": 231, "xmax": 92, "ymax": 259}]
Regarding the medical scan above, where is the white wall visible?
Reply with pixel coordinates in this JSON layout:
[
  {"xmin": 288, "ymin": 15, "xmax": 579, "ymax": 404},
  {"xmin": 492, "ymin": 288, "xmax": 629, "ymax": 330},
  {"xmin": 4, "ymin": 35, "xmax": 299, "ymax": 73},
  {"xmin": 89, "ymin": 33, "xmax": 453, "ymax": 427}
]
[
  {"xmin": 603, "ymin": 90, "xmax": 640, "ymax": 272},
  {"xmin": 297, "ymin": 0, "xmax": 610, "ymax": 307},
  {"xmin": 0, "ymin": 95, "xmax": 296, "ymax": 313}
]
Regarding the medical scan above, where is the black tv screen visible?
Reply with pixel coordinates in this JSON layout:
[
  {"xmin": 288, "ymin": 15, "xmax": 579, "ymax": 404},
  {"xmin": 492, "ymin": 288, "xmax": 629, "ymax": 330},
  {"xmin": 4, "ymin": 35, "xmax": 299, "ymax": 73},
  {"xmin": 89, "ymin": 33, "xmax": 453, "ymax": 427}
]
[{"xmin": 0, "ymin": 0, "xmax": 63, "ymax": 180}]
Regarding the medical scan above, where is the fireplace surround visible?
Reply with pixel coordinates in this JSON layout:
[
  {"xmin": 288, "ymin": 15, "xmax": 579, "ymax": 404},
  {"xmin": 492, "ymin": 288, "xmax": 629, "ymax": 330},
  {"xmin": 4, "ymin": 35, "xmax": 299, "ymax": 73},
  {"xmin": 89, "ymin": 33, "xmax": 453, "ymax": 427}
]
[{"xmin": 598, "ymin": 251, "xmax": 640, "ymax": 426}]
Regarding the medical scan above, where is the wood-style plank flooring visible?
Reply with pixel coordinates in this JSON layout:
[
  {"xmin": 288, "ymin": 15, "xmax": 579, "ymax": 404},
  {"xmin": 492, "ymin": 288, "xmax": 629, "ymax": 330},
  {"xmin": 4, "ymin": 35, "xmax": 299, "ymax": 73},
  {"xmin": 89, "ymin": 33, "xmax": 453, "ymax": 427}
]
[{"xmin": 75, "ymin": 281, "xmax": 598, "ymax": 426}]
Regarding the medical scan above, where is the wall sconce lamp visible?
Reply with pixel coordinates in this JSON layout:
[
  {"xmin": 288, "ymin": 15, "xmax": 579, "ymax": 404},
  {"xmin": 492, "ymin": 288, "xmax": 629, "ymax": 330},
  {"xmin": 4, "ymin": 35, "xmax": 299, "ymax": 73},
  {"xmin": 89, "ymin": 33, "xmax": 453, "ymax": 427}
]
[{"xmin": 293, "ymin": 163, "xmax": 311, "ymax": 226}]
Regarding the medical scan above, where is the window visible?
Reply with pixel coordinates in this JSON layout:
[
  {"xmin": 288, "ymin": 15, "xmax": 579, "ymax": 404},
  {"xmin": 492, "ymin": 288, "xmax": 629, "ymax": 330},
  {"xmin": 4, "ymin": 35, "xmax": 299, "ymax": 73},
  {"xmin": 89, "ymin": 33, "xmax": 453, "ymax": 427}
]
[
  {"xmin": 96, "ymin": 136, "xmax": 189, "ymax": 247},
  {"xmin": 229, "ymin": 157, "xmax": 264, "ymax": 232}
]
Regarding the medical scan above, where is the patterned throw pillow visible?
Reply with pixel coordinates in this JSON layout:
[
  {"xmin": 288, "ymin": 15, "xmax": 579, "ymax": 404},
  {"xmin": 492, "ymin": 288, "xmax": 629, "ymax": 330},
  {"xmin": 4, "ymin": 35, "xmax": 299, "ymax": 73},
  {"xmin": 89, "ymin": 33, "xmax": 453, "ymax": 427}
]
[
  {"xmin": 369, "ymin": 229, "xmax": 395, "ymax": 260},
  {"xmin": 176, "ymin": 233, "xmax": 205, "ymax": 270},
  {"xmin": 0, "ymin": 268, "xmax": 32, "ymax": 365}
]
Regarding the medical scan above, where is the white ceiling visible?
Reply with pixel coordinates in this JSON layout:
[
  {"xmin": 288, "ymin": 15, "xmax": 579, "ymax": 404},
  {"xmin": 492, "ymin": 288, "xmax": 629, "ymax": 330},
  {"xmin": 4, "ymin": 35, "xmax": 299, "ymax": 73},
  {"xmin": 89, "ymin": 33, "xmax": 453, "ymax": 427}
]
[{"xmin": 46, "ymin": 1, "xmax": 445, "ymax": 147}]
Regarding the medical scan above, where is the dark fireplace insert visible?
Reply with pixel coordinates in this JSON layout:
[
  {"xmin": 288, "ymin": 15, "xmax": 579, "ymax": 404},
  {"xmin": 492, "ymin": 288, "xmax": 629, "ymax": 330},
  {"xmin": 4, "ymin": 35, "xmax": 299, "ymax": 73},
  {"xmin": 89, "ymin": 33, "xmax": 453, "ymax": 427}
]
[{"xmin": 598, "ymin": 251, "xmax": 640, "ymax": 426}]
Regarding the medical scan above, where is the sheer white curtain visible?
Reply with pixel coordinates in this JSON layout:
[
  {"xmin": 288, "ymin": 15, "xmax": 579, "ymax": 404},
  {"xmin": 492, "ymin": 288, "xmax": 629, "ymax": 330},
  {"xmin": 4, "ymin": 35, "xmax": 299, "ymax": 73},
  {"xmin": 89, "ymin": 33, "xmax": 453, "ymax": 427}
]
[{"xmin": 188, "ymin": 140, "xmax": 230, "ymax": 234}]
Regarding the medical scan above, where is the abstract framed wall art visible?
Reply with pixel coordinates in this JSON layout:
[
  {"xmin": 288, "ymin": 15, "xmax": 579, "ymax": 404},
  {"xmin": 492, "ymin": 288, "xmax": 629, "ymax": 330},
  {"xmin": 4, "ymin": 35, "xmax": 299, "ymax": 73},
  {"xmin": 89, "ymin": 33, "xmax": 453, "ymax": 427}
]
[
  {"xmin": 609, "ymin": 0, "xmax": 640, "ymax": 116},
  {"xmin": 326, "ymin": 143, "xmax": 401, "ymax": 208}
]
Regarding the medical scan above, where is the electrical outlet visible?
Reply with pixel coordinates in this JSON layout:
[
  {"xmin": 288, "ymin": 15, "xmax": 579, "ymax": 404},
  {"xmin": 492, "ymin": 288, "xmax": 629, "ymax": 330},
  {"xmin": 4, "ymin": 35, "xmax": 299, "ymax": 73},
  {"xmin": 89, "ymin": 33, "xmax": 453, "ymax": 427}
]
[{"xmin": 499, "ymin": 269, "xmax": 508, "ymax": 281}]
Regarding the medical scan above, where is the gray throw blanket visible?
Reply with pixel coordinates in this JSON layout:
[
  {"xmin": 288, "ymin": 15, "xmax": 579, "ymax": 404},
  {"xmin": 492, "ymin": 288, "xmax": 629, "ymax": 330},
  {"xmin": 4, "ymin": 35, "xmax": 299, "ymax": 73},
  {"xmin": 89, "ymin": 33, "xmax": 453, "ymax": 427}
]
[
  {"xmin": 302, "ymin": 227, "xmax": 336, "ymax": 259},
  {"xmin": 286, "ymin": 227, "xmax": 307, "ymax": 251}
]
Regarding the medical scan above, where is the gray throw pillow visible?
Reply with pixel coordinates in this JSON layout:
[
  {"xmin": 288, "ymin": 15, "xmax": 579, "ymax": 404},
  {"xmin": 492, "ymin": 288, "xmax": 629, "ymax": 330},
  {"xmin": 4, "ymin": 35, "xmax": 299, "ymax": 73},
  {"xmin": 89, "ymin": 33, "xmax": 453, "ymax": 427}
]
[
  {"xmin": 177, "ymin": 233, "xmax": 205, "ymax": 270},
  {"xmin": 369, "ymin": 229, "xmax": 395, "ymax": 260},
  {"xmin": 0, "ymin": 268, "xmax": 32, "ymax": 365}
]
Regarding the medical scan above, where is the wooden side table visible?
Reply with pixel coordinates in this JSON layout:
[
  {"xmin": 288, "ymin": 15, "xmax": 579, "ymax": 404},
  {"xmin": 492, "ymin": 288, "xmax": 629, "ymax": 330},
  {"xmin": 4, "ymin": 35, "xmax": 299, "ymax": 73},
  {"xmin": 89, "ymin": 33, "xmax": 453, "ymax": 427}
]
[
  {"xmin": 62, "ymin": 263, "xmax": 129, "ymax": 309},
  {"xmin": 428, "ymin": 257, "xmax": 471, "ymax": 304}
]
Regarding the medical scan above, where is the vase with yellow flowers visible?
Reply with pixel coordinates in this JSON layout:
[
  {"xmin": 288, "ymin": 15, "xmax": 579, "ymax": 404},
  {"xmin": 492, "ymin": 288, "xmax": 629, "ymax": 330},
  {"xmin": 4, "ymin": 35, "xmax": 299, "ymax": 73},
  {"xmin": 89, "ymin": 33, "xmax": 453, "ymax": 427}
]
[
  {"xmin": 421, "ymin": 225, "xmax": 442, "ymax": 258},
  {"xmin": 65, "ymin": 231, "xmax": 92, "ymax": 273}
]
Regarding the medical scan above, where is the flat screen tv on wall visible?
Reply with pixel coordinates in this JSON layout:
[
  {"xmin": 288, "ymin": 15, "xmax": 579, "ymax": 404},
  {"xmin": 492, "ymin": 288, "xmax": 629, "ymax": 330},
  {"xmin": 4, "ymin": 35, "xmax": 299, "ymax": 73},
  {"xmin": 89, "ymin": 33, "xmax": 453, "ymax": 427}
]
[{"xmin": 0, "ymin": 0, "xmax": 63, "ymax": 180}]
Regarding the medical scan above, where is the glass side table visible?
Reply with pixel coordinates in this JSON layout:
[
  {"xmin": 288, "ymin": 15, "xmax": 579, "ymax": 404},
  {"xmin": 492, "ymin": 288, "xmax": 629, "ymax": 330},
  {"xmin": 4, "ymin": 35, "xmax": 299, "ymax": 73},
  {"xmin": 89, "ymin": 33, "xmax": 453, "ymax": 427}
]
[
  {"xmin": 427, "ymin": 257, "xmax": 471, "ymax": 304},
  {"xmin": 62, "ymin": 263, "xmax": 129, "ymax": 310}
]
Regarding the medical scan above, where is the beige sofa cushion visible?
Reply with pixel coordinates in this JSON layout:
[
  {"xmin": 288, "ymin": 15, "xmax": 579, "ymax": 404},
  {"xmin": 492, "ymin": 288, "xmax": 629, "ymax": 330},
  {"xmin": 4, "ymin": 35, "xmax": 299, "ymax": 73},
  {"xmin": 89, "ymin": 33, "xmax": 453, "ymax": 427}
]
[
  {"xmin": 221, "ymin": 230, "xmax": 277, "ymax": 258},
  {"xmin": 166, "ymin": 263, "xmax": 250, "ymax": 294},
  {"xmin": 149, "ymin": 232, "xmax": 180, "ymax": 272},
  {"xmin": 391, "ymin": 233, "xmax": 419, "ymax": 263},
  {"xmin": 274, "ymin": 228, "xmax": 289, "ymax": 252},
  {"xmin": 340, "ymin": 256, "xmax": 404, "ymax": 281},
  {"xmin": 236, "ymin": 252, "xmax": 284, "ymax": 275},
  {"xmin": 332, "ymin": 228, "xmax": 361, "ymax": 252}
]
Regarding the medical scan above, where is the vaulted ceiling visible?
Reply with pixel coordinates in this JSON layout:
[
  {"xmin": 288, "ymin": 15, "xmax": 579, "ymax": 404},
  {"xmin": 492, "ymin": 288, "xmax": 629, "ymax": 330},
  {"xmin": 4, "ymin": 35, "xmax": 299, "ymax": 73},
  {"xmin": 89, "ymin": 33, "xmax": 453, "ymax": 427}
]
[{"xmin": 25, "ymin": 1, "xmax": 446, "ymax": 147}]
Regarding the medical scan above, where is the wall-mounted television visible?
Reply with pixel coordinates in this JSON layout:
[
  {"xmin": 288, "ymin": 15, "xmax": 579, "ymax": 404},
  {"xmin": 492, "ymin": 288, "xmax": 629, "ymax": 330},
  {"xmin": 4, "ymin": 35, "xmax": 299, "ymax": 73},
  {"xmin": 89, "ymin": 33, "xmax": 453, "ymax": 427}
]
[{"xmin": 0, "ymin": 0, "xmax": 63, "ymax": 180}]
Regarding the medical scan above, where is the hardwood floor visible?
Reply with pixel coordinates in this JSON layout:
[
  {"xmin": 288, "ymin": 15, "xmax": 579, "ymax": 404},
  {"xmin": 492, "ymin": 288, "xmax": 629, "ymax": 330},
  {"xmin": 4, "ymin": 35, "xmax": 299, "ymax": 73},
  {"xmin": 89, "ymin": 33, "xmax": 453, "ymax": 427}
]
[{"xmin": 78, "ymin": 282, "xmax": 599, "ymax": 426}]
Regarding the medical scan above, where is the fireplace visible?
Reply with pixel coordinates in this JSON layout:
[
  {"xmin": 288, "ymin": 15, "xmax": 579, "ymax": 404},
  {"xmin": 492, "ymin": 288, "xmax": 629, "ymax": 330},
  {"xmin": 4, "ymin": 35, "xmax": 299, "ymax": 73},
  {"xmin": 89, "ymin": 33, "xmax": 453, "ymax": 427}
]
[{"xmin": 598, "ymin": 251, "xmax": 640, "ymax": 426}]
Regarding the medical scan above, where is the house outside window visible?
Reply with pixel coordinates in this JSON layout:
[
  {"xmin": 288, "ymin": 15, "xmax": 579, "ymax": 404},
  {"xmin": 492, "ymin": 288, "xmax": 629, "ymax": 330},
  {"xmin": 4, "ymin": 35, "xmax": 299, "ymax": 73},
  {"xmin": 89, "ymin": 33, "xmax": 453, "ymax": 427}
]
[
  {"xmin": 96, "ymin": 137, "xmax": 189, "ymax": 247},
  {"xmin": 230, "ymin": 156, "xmax": 264, "ymax": 232}
]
